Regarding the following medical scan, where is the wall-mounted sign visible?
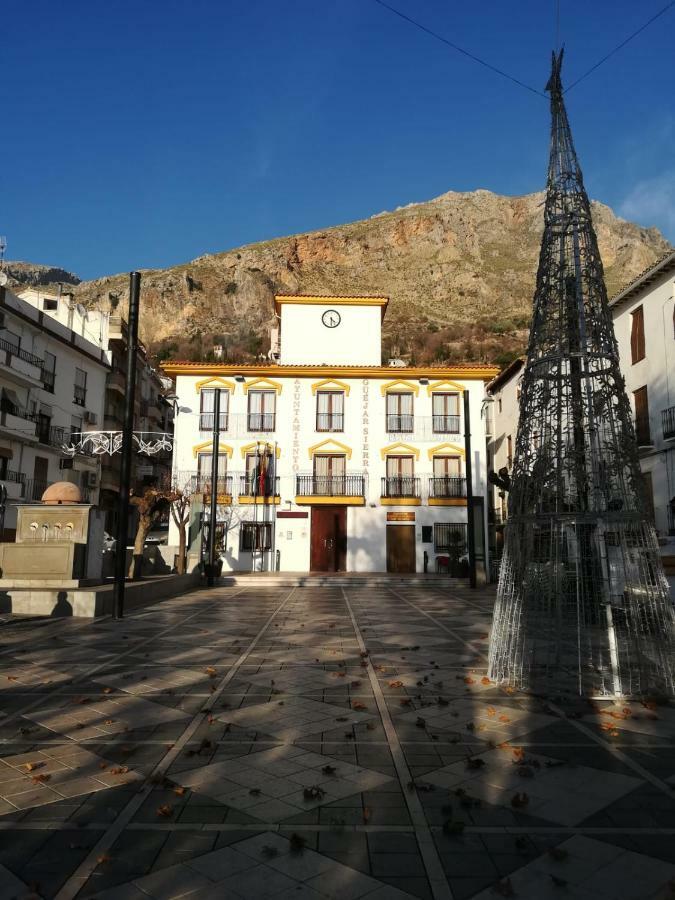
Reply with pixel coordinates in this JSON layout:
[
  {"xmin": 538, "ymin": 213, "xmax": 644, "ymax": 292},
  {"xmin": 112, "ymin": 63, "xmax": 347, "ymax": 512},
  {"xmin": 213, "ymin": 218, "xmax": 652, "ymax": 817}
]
[
  {"xmin": 387, "ymin": 512, "xmax": 415, "ymax": 522},
  {"xmin": 278, "ymin": 511, "xmax": 308, "ymax": 519}
]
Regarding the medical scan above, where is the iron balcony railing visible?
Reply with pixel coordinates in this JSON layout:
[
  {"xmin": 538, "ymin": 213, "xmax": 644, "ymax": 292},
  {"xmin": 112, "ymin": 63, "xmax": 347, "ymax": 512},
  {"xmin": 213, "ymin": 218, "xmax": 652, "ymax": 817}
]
[
  {"xmin": 662, "ymin": 406, "xmax": 675, "ymax": 441},
  {"xmin": 199, "ymin": 412, "xmax": 229, "ymax": 431},
  {"xmin": 0, "ymin": 337, "xmax": 44, "ymax": 371},
  {"xmin": 428, "ymin": 476, "xmax": 467, "ymax": 498},
  {"xmin": 385, "ymin": 415, "xmax": 461, "ymax": 438},
  {"xmin": 37, "ymin": 424, "xmax": 69, "ymax": 448},
  {"xmin": 296, "ymin": 474, "xmax": 365, "ymax": 497},
  {"xmin": 190, "ymin": 474, "xmax": 233, "ymax": 496},
  {"xmin": 386, "ymin": 414, "xmax": 414, "ymax": 433},
  {"xmin": 381, "ymin": 476, "xmax": 421, "ymax": 498},
  {"xmin": 24, "ymin": 478, "xmax": 51, "ymax": 502},
  {"xmin": 1, "ymin": 470, "xmax": 25, "ymax": 485},
  {"xmin": 316, "ymin": 413, "xmax": 344, "ymax": 432},
  {"xmin": 239, "ymin": 474, "xmax": 280, "ymax": 497},
  {"xmin": 247, "ymin": 412, "xmax": 275, "ymax": 432}
]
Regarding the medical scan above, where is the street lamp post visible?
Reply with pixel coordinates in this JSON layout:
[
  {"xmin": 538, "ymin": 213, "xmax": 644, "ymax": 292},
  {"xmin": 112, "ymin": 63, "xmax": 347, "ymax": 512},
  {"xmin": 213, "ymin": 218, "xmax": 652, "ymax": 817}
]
[{"xmin": 112, "ymin": 271, "xmax": 141, "ymax": 619}]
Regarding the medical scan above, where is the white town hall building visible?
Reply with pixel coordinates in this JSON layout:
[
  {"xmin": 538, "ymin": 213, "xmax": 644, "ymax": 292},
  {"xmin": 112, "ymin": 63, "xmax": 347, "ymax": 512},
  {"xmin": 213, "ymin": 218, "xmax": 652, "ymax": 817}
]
[{"xmin": 165, "ymin": 295, "xmax": 497, "ymax": 576}]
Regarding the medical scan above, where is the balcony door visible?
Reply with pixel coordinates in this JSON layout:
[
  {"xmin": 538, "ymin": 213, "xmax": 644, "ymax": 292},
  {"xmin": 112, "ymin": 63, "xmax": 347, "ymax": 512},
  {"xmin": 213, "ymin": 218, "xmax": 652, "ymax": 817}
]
[
  {"xmin": 313, "ymin": 454, "xmax": 346, "ymax": 495},
  {"xmin": 386, "ymin": 392, "xmax": 413, "ymax": 432},
  {"xmin": 310, "ymin": 506, "xmax": 347, "ymax": 572},
  {"xmin": 433, "ymin": 455, "xmax": 462, "ymax": 497},
  {"xmin": 196, "ymin": 451, "xmax": 228, "ymax": 493},
  {"xmin": 316, "ymin": 391, "xmax": 344, "ymax": 432},
  {"xmin": 386, "ymin": 455, "xmax": 415, "ymax": 496},
  {"xmin": 245, "ymin": 450, "xmax": 274, "ymax": 496},
  {"xmin": 248, "ymin": 390, "xmax": 275, "ymax": 432}
]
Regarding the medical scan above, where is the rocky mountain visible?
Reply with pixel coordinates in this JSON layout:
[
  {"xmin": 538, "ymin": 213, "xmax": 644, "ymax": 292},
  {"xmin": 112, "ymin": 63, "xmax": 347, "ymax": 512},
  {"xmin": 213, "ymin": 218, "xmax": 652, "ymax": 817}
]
[
  {"xmin": 7, "ymin": 189, "xmax": 670, "ymax": 367},
  {"xmin": 3, "ymin": 261, "xmax": 80, "ymax": 292}
]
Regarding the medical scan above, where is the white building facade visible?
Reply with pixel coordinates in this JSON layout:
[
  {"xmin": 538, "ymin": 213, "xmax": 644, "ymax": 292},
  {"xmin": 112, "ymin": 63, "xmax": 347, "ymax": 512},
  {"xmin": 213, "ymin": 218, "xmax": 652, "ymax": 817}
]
[
  {"xmin": 609, "ymin": 252, "xmax": 675, "ymax": 538},
  {"xmin": 0, "ymin": 286, "xmax": 108, "ymax": 538},
  {"xmin": 165, "ymin": 295, "xmax": 497, "ymax": 576}
]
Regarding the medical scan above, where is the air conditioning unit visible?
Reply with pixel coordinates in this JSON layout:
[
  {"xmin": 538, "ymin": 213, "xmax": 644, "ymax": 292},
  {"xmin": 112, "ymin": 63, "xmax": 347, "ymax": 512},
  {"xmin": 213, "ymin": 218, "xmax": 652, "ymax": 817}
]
[
  {"xmin": 86, "ymin": 471, "xmax": 98, "ymax": 488},
  {"xmin": 59, "ymin": 458, "xmax": 74, "ymax": 470},
  {"xmin": 84, "ymin": 411, "xmax": 98, "ymax": 425}
]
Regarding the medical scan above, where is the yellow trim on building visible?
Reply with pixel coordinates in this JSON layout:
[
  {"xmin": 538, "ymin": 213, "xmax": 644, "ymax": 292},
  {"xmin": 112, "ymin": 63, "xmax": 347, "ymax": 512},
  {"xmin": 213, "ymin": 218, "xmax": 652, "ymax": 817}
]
[
  {"xmin": 240, "ymin": 441, "xmax": 281, "ymax": 459},
  {"xmin": 162, "ymin": 363, "xmax": 500, "ymax": 382},
  {"xmin": 308, "ymin": 439, "xmax": 353, "ymax": 460},
  {"xmin": 380, "ymin": 442, "xmax": 420, "ymax": 460},
  {"xmin": 198, "ymin": 493, "xmax": 232, "ymax": 505},
  {"xmin": 194, "ymin": 376, "xmax": 236, "ymax": 393},
  {"xmin": 428, "ymin": 497, "xmax": 468, "ymax": 507},
  {"xmin": 192, "ymin": 441, "xmax": 234, "ymax": 459},
  {"xmin": 379, "ymin": 379, "xmax": 420, "ymax": 397},
  {"xmin": 426, "ymin": 379, "xmax": 465, "ymax": 395},
  {"xmin": 310, "ymin": 378, "xmax": 351, "ymax": 396},
  {"xmin": 428, "ymin": 443, "xmax": 465, "ymax": 460},
  {"xmin": 380, "ymin": 497, "xmax": 422, "ymax": 506},
  {"xmin": 238, "ymin": 495, "xmax": 281, "ymax": 505},
  {"xmin": 242, "ymin": 377, "xmax": 283, "ymax": 394},
  {"xmin": 274, "ymin": 294, "xmax": 389, "ymax": 319},
  {"xmin": 295, "ymin": 495, "xmax": 365, "ymax": 506}
]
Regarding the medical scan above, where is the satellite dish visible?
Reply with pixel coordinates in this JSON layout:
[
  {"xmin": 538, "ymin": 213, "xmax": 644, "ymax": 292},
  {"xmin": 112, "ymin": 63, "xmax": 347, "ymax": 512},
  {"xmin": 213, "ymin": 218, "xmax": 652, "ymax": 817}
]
[{"xmin": 0, "ymin": 273, "xmax": 8, "ymax": 286}]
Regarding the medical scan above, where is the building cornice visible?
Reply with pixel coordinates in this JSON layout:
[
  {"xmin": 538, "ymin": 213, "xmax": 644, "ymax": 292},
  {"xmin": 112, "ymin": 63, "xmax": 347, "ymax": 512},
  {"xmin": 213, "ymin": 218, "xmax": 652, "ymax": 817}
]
[
  {"xmin": 162, "ymin": 363, "xmax": 500, "ymax": 382},
  {"xmin": 274, "ymin": 294, "xmax": 389, "ymax": 321},
  {"xmin": 609, "ymin": 250, "xmax": 675, "ymax": 310}
]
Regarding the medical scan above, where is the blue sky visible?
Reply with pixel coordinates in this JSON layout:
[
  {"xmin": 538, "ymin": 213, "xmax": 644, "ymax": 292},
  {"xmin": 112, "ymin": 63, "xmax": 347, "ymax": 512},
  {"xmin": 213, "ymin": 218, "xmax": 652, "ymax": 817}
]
[{"xmin": 3, "ymin": 0, "xmax": 674, "ymax": 279}]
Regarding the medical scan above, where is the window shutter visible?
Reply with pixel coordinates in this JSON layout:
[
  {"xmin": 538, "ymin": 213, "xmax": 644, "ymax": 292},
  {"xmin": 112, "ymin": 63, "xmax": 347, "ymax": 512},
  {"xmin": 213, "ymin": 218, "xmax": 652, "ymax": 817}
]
[{"xmin": 630, "ymin": 307, "xmax": 645, "ymax": 364}]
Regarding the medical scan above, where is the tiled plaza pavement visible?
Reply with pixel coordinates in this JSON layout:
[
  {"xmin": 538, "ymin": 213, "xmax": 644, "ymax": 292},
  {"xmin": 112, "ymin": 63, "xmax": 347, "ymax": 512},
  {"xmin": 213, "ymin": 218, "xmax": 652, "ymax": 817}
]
[{"xmin": 1, "ymin": 581, "xmax": 675, "ymax": 899}]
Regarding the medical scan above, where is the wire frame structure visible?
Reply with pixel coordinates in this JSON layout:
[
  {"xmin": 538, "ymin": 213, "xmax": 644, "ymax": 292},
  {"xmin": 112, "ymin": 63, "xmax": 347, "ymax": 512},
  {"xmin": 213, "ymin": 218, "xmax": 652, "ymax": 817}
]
[
  {"xmin": 62, "ymin": 431, "xmax": 173, "ymax": 458},
  {"xmin": 488, "ymin": 51, "xmax": 675, "ymax": 698}
]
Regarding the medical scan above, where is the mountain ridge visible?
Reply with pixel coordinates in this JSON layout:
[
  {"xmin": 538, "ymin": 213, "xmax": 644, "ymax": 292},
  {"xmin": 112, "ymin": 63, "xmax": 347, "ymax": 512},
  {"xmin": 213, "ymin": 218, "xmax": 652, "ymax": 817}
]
[{"xmin": 5, "ymin": 188, "xmax": 670, "ymax": 367}]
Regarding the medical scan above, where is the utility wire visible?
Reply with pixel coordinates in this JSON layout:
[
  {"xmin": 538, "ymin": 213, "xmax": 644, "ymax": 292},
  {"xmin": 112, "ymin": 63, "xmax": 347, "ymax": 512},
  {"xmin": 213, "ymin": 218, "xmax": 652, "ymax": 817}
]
[
  {"xmin": 371, "ymin": 0, "xmax": 546, "ymax": 98},
  {"xmin": 565, "ymin": 0, "xmax": 675, "ymax": 91}
]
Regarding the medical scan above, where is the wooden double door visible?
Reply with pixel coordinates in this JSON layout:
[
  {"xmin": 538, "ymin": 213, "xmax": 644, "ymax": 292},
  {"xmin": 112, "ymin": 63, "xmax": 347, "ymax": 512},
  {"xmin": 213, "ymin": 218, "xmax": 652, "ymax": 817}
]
[
  {"xmin": 386, "ymin": 525, "xmax": 416, "ymax": 573},
  {"xmin": 310, "ymin": 506, "xmax": 347, "ymax": 572}
]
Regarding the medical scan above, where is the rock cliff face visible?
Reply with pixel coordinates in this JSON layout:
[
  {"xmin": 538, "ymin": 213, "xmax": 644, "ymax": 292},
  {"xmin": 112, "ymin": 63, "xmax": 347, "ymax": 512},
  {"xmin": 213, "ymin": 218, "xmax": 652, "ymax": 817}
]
[{"xmin": 8, "ymin": 189, "xmax": 670, "ymax": 366}]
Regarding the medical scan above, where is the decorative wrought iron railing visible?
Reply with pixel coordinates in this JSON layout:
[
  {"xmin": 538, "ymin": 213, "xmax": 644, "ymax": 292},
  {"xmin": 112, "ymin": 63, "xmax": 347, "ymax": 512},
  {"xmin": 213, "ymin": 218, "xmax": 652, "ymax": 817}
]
[
  {"xmin": 315, "ymin": 413, "xmax": 344, "ymax": 432},
  {"xmin": 1, "ymin": 470, "xmax": 25, "ymax": 485},
  {"xmin": 239, "ymin": 474, "xmax": 280, "ymax": 497},
  {"xmin": 296, "ymin": 474, "xmax": 365, "ymax": 496},
  {"xmin": 189, "ymin": 474, "xmax": 233, "ymax": 496},
  {"xmin": 199, "ymin": 412, "xmax": 229, "ymax": 431},
  {"xmin": 381, "ymin": 476, "xmax": 421, "ymax": 498},
  {"xmin": 385, "ymin": 415, "xmax": 461, "ymax": 438},
  {"xmin": 428, "ymin": 476, "xmax": 467, "ymax": 498},
  {"xmin": 0, "ymin": 337, "xmax": 43, "ymax": 371},
  {"xmin": 662, "ymin": 406, "xmax": 675, "ymax": 441}
]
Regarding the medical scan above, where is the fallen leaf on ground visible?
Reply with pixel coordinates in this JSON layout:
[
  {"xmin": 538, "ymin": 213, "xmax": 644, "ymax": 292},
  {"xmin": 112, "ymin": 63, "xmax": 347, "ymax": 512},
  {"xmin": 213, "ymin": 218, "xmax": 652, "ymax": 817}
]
[
  {"xmin": 102, "ymin": 687, "xmax": 113, "ymax": 694},
  {"xmin": 24, "ymin": 762, "xmax": 43, "ymax": 772},
  {"xmin": 110, "ymin": 767, "xmax": 129, "ymax": 775},
  {"xmin": 499, "ymin": 715, "xmax": 510, "ymax": 723},
  {"xmin": 156, "ymin": 804, "xmax": 173, "ymax": 817},
  {"xmin": 352, "ymin": 701, "xmax": 367, "ymax": 711},
  {"xmin": 96, "ymin": 855, "xmax": 111, "ymax": 865},
  {"xmin": 31, "ymin": 773, "xmax": 51, "ymax": 784},
  {"xmin": 173, "ymin": 785, "xmax": 186, "ymax": 796},
  {"xmin": 389, "ymin": 680, "xmax": 404, "ymax": 688},
  {"xmin": 205, "ymin": 667, "xmax": 217, "ymax": 678},
  {"xmin": 486, "ymin": 706, "xmax": 496, "ymax": 718},
  {"xmin": 481, "ymin": 676, "xmax": 491, "ymax": 685},
  {"xmin": 464, "ymin": 677, "xmax": 475, "ymax": 685}
]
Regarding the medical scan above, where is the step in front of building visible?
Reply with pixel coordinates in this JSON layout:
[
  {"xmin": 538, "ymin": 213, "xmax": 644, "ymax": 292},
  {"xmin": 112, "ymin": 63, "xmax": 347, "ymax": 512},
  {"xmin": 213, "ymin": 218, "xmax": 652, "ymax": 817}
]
[{"xmin": 215, "ymin": 572, "xmax": 467, "ymax": 588}]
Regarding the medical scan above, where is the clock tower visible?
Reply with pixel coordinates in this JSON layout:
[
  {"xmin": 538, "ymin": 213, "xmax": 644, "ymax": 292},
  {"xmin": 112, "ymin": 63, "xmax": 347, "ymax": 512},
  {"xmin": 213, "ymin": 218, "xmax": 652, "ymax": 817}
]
[{"xmin": 275, "ymin": 295, "xmax": 387, "ymax": 366}]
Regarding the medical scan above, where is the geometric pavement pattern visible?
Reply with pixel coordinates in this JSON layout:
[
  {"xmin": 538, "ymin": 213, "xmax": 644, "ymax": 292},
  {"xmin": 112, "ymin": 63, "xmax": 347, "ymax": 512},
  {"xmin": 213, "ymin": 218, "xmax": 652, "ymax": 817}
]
[{"xmin": 0, "ymin": 578, "xmax": 674, "ymax": 900}]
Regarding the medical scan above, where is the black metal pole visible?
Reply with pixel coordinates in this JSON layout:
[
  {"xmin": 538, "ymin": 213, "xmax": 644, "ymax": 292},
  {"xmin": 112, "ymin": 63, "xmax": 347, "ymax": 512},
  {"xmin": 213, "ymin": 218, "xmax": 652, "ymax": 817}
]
[
  {"xmin": 463, "ymin": 389, "xmax": 477, "ymax": 589},
  {"xmin": 112, "ymin": 271, "xmax": 141, "ymax": 619},
  {"xmin": 206, "ymin": 389, "xmax": 221, "ymax": 587}
]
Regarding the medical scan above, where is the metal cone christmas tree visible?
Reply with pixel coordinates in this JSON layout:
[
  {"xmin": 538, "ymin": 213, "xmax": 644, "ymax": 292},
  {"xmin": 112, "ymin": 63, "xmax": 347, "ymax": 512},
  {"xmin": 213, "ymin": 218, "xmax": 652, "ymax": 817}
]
[{"xmin": 488, "ymin": 50, "xmax": 675, "ymax": 697}]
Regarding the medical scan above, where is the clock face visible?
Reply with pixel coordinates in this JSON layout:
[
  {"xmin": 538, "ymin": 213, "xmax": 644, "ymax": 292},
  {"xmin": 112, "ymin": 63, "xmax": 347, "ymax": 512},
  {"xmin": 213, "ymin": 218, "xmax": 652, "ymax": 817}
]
[{"xmin": 322, "ymin": 309, "xmax": 341, "ymax": 328}]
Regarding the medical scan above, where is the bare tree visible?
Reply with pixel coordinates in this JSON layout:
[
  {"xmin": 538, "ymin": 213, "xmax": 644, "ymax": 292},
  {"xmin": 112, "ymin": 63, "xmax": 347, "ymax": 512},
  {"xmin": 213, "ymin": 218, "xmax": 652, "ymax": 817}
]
[
  {"xmin": 170, "ymin": 487, "xmax": 190, "ymax": 575},
  {"xmin": 128, "ymin": 485, "xmax": 178, "ymax": 580}
]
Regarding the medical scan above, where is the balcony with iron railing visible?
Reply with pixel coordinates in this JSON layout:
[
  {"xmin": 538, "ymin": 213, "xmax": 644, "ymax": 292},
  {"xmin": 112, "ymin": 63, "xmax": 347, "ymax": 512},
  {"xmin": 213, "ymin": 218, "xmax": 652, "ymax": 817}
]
[
  {"xmin": 239, "ymin": 474, "xmax": 280, "ymax": 503},
  {"xmin": 316, "ymin": 413, "xmax": 344, "ymax": 432},
  {"xmin": 0, "ymin": 337, "xmax": 45, "ymax": 386},
  {"xmin": 662, "ymin": 406, "xmax": 675, "ymax": 441},
  {"xmin": 0, "ymin": 469, "xmax": 26, "ymax": 500},
  {"xmin": 196, "ymin": 412, "xmax": 276, "ymax": 435},
  {"xmin": 0, "ymin": 398, "xmax": 38, "ymax": 440},
  {"xmin": 385, "ymin": 414, "xmax": 461, "ymax": 439},
  {"xmin": 189, "ymin": 473, "xmax": 233, "ymax": 502},
  {"xmin": 381, "ymin": 476, "xmax": 421, "ymax": 503},
  {"xmin": 428, "ymin": 476, "xmax": 467, "ymax": 505},
  {"xmin": 295, "ymin": 473, "xmax": 366, "ymax": 504}
]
